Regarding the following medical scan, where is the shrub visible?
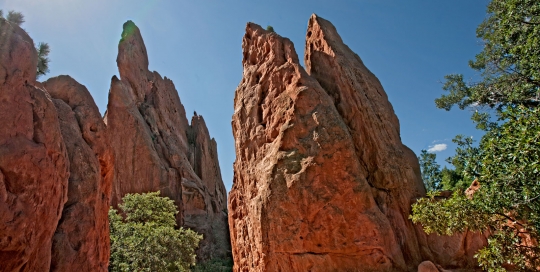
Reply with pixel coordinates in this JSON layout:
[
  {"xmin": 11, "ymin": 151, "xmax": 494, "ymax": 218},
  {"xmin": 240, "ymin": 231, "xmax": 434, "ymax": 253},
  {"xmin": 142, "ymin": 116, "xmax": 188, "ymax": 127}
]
[{"xmin": 109, "ymin": 191, "xmax": 202, "ymax": 272}]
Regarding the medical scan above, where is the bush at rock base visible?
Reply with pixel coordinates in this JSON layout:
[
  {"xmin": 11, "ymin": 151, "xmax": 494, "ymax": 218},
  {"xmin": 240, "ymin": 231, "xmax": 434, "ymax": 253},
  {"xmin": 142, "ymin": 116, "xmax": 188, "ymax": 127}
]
[{"xmin": 109, "ymin": 191, "xmax": 202, "ymax": 272}]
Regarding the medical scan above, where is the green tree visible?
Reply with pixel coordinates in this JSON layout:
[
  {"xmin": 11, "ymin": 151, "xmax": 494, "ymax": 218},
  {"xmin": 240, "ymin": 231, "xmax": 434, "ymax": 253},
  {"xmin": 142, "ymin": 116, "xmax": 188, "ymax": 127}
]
[
  {"xmin": 0, "ymin": 10, "xmax": 50, "ymax": 79},
  {"xmin": 435, "ymin": 0, "xmax": 540, "ymax": 110},
  {"xmin": 412, "ymin": 0, "xmax": 540, "ymax": 270},
  {"xmin": 5, "ymin": 10, "xmax": 24, "ymax": 26},
  {"xmin": 412, "ymin": 107, "xmax": 540, "ymax": 270},
  {"xmin": 193, "ymin": 258, "xmax": 233, "ymax": 272},
  {"xmin": 36, "ymin": 42, "xmax": 50, "ymax": 77},
  {"xmin": 266, "ymin": 25, "xmax": 275, "ymax": 33},
  {"xmin": 418, "ymin": 150, "xmax": 443, "ymax": 192},
  {"xmin": 109, "ymin": 192, "xmax": 203, "ymax": 272}
]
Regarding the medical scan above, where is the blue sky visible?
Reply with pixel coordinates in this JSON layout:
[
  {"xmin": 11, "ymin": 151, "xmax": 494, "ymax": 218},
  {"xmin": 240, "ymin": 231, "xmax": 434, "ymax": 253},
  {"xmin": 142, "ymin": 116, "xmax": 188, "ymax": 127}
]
[{"xmin": 1, "ymin": 0, "xmax": 489, "ymax": 191}]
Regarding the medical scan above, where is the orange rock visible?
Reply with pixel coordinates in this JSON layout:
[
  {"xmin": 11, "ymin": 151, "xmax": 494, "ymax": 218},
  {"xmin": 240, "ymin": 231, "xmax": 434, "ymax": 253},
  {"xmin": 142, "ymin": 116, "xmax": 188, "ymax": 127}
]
[
  {"xmin": 105, "ymin": 21, "xmax": 229, "ymax": 260},
  {"xmin": 305, "ymin": 14, "xmax": 487, "ymax": 269},
  {"xmin": 465, "ymin": 179, "xmax": 480, "ymax": 199},
  {"xmin": 305, "ymin": 14, "xmax": 427, "ymax": 267},
  {"xmin": 417, "ymin": 261, "xmax": 440, "ymax": 272},
  {"xmin": 44, "ymin": 75, "xmax": 113, "ymax": 272},
  {"xmin": 229, "ymin": 22, "xmax": 406, "ymax": 271},
  {"xmin": 0, "ymin": 19, "xmax": 69, "ymax": 271}
]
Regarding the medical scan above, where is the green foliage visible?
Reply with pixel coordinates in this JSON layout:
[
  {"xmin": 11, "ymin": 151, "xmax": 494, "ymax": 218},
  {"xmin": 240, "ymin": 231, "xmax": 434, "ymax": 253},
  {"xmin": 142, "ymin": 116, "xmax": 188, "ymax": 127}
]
[
  {"xmin": 411, "ymin": 192, "xmax": 491, "ymax": 235},
  {"xmin": 4, "ymin": 10, "xmax": 24, "ymax": 26},
  {"xmin": 414, "ymin": 1, "xmax": 540, "ymax": 269},
  {"xmin": 109, "ymin": 192, "xmax": 203, "ymax": 272},
  {"xmin": 436, "ymin": 0, "xmax": 540, "ymax": 110},
  {"xmin": 418, "ymin": 147, "xmax": 469, "ymax": 192},
  {"xmin": 418, "ymin": 150, "xmax": 443, "ymax": 191},
  {"xmin": 412, "ymin": 106, "xmax": 540, "ymax": 271},
  {"xmin": 440, "ymin": 166, "xmax": 466, "ymax": 191},
  {"xmin": 266, "ymin": 25, "xmax": 275, "ymax": 33},
  {"xmin": 193, "ymin": 258, "xmax": 233, "ymax": 272},
  {"xmin": 36, "ymin": 42, "xmax": 50, "ymax": 78}
]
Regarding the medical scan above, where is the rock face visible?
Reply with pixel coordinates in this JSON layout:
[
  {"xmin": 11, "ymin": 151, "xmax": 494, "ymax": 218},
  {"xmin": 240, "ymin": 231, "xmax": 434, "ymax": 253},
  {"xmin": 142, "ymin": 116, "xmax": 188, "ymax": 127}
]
[
  {"xmin": 304, "ymin": 15, "xmax": 488, "ymax": 269},
  {"xmin": 0, "ymin": 19, "xmax": 69, "ymax": 271},
  {"xmin": 229, "ymin": 15, "xmax": 486, "ymax": 271},
  {"xmin": 305, "ymin": 14, "xmax": 428, "ymax": 267},
  {"xmin": 105, "ymin": 21, "xmax": 229, "ymax": 260},
  {"xmin": 44, "ymin": 76, "xmax": 113, "ymax": 272}
]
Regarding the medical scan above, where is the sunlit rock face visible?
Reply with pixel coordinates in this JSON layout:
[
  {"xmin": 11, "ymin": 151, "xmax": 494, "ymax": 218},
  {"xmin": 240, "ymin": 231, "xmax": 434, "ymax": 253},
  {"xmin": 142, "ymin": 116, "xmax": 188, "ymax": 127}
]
[
  {"xmin": 229, "ymin": 21, "xmax": 406, "ymax": 272},
  {"xmin": 0, "ymin": 18, "xmax": 69, "ymax": 271},
  {"xmin": 105, "ymin": 21, "xmax": 229, "ymax": 261},
  {"xmin": 305, "ymin": 14, "xmax": 427, "ymax": 267},
  {"xmin": 44, "ymin": 75, "xmax": 113, "ymax": 272},
  {"xmin": 228, "ymin": 14, "xmax": 487, "ymax": 271}
]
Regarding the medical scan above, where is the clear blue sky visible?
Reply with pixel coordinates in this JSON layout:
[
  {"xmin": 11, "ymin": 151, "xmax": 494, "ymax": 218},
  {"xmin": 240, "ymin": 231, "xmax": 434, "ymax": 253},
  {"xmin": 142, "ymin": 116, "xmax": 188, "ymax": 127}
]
[{"xmin": 1, "ymin": 0, "xmax": 489, "ymax": 191}]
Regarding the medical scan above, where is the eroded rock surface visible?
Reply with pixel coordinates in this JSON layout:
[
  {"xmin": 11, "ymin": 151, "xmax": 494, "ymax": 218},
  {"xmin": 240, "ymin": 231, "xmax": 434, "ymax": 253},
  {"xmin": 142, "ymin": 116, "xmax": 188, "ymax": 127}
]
[
  {"xmin": 229, "ymin": 22, "xmax": 406, "ymax": 272},
  {"xmin": 305, "ymin": 14, "xmax": 428, "ymax": 267},
  {"xmin": 44, "ymin": 76, "xmax": 113, "ymax": 272},
  {"xmin": 105, "ymin": 21, "xmax": 229, "ymax": 260},
  {"xmin": 0, "ymin": 19, "xmax": 69, "ymax": 271}
]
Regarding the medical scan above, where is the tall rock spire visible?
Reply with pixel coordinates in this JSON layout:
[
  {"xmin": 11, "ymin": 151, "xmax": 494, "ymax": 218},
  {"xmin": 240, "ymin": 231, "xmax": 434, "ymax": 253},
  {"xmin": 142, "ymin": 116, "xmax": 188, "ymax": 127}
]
[
  {"xmin": 105, "ymin": 21, "xmax": 229, "ymax": 261},
  {"xmin": 229, "ymin": 22, "xmax": 406, "ymax": 271},
  {"xmin": 305, "ymin": 13, "xmax": 427, "ymax": 265}
]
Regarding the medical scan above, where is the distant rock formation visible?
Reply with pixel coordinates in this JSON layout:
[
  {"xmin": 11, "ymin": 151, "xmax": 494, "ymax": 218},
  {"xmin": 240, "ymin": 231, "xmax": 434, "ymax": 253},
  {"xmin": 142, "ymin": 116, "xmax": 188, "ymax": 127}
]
[
  {"xmin": 0, "ymin": 17, "xmax": 229, "ymax": 270},
  {"xmin": 0, "ymin": 18, "xmax": 69, "ymax": 271},
  {"xmin": 44, "ymin": 75, "xmax": 113, "ymax": 272},
  {"xmin": 105, "ymin": 21, "xmax": 229, "ymax": 261},
  {"xmin": 228, "ymin": 15, "xmax": 486, "ymax": 271}
]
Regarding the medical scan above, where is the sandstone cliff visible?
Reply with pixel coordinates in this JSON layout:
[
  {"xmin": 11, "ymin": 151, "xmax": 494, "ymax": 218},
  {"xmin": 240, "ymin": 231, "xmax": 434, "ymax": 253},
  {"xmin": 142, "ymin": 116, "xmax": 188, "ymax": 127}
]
[
  {"xmin": 44, "ymin": 76, "xmax": 113, "ymax": 272},
  {"xmin": 105, "ymin": 21, "xmax": 229, "ymax": 260},
  {"xmin": 229, "ymin": 15, "xmax": 486, "ymax": 271},
  {"xmin": 0, "ymin": 18, "xmax": 69, "ymax": 271}
]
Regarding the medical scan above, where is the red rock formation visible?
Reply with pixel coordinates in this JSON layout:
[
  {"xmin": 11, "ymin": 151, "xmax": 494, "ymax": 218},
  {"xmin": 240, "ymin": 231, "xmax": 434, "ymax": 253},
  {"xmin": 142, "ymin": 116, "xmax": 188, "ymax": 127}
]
[
  {"xmin": 105, "ymin": 21, "xmax": 229, "ymax": 260},
  {"xmin": 44, "ymin": 75, "xmax": 113, "ymax": 272},
  {"xmin": 305, "ymin": 14, "xmax": 487, "ymax": 270},
  {"xmin": 305, "ymin": 14, "xmax": 428, "ymax": 267},
  {"xmin": 0, "ymin": 19, "xmax": 69, "ymax": 271},
  {"xmin": 229, "ymin": 15, "xmax": 487, "ymax": 271},
  {"xmin": 229, "ymin": 22, "xmax": 407, "ymax": 271}
]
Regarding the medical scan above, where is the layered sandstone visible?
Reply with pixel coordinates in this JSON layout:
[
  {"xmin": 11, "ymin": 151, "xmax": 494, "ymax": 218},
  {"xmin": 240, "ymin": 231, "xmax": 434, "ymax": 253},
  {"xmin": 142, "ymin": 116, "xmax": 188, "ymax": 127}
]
[
  {"xmin": 0, "ymin": 19, "xmax": 69, "ymax": 271},
  {"xmin": 44, "ymin": 76, "xmax": 113, "ymax": 272},
  {"xmin": 105, "ymin": 21, "xmax": 229, "ymax": 260},
  {"xmin": 229, "ymin": 15, "xmax": 486, "ymax": 271}
]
